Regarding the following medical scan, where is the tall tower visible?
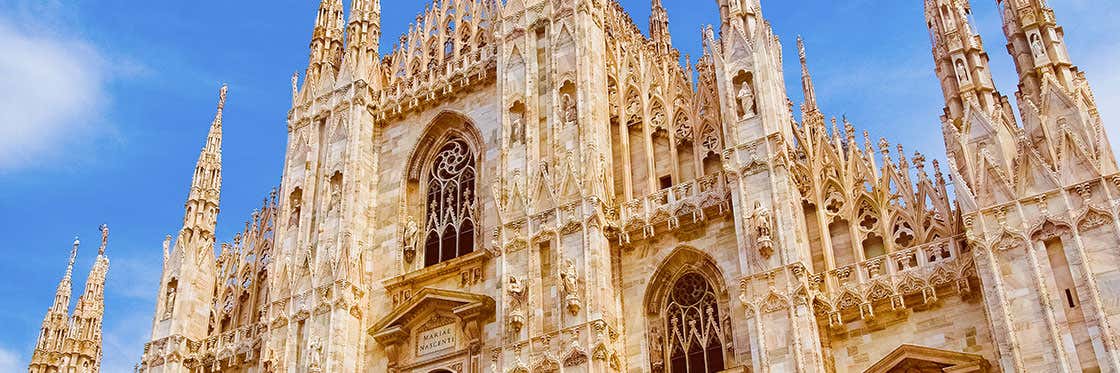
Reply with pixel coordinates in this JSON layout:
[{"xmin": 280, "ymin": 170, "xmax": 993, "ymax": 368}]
[
  {"xmin": 29, "ymin": 238, "xmax": 80, "ymax": 373},
  {"xmin": 263, "ymin": 0, "xmax": 380, "ymax": 368},
  {"xmin": 997, "ymin": 0, "xmax": 1117, "ymax": 182},
  {"xmin": 66, "ymin": 225, "xmax": 110, "ymax": 373},
  {"xmin": 29, "ymin": 227, "xmax": 110, "ymax": 373},
  {"xmin": 924, "ymin": 0, "xmax": 1019, "ymax": 207},
  {"xmin": 344, "ymin": 0, "xmax": 381, "ymax": 82},
  {"xmin": 146, "ymin": 85, "xmax": 226, "ymax": 372},
  {"xmin": 708, "ymin": 0, "xmax": 828, "ymax": 371},
  {"xmin": 928, "ymin": 1, "xmax": 1120, "ymax": 372},
  {"xmin": 305, "ymin": 0, "xmax": 346, "ymax": 88},
  {"xmin": 649, "ymin": 0, "xmax": 672, "ymax": 55}
]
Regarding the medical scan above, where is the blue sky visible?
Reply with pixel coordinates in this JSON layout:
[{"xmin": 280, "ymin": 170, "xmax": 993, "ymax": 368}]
[{"xmin": 0, "ymin": 0, "xmax": 1116, "ymax": 371}]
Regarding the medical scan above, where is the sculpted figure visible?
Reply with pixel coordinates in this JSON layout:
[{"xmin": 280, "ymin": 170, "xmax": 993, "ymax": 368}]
[
  {"xmin": 560, "ymin": 258, "xmax": 582, "ymax": 315},
  {"xmin": 561, "ymin": 93, "xmax": 577, "ymax": 125},
  {"xmin": 753, "ymin": 202, "xmax": 774, "ymax": 259},
  {"xmin": 164, "ymin": 288, "xmax": 176, "ymax": 318},
  {"xmin": 955, "ymin": 60, "xmax": 969, "ymax": 83},
  {"xmin": 403, "ymin": 216, "xmax": 419, "ymax": 263},
  {"xmin": 510, "ymin": 111, "xmax": 525, "ymax": 144},
  {"xmin": 1031, "ymin": 34, "xmax": 1046, "ymax": 58},
  {"xmin": 737, "ymin": 81, "xmax": 755, "ymax": 118},
  {"xmin": 308, "ymin": 338, "xmax": 323, "ymax": 370},
  {"xmin": 560, "ymin": 258, "xmax": 578, "ymax": 295},
  {"xmin": 506, "ymin": 275, "xmax": 527, "ymax": 331}
]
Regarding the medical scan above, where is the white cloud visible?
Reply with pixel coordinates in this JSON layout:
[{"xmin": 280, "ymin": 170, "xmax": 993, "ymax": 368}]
[
  {"xmin": 0, "ymin": 346, "xmax": 22, "ymax": 372},
  {"xmin": 0, "ymin": 17, "xmax": 107, "ymax": 172}
]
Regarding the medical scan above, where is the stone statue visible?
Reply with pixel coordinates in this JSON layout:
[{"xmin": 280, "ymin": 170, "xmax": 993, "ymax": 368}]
[
  {"xmin": 649, "ymin": 326, "xmax": 664, "ymax": 363},
  {"xmin": 329, "ymin": 185, "xmax": 342, "ymax": 212},
  {"xmin": 955, "ymin": 60, "xmax": 969, "ymax": 83},
  {"xmin": 507, "ymin": 275, "xmax": 525, "ymax": 300},
  {"xmin": 737, "ymin": 81, "xmax": 755, "ymax": 118},
  {"xmin": 403, "ymin": 216, "xmax": 419, "ymax": 263},
  {"xmin": 164, "ymin": 288, "xmax": 176, "ymax": 318},
  {"xmin": 561, "ymin": 93, "xmax": 577, "ymax": 125},
  {"xmin": 753, "ymin": 202, "xmax": 774, "ymax": 259},
  {"xmin": 1031, "ymin": 34, "xmax": 1046, "ymax": 58},
  {"xmin": 308, "ymin": 338, "xmax": 323, "ymax": 370},
  {"xmin": 506, "ymin": 275, "xmax": 526, "ymax": 331},
  {"xmin": 289, "ymin": 203, "xmax": 301, "ymax": 227},
  {"xmin": 510, "ymin": 111, "xmax": 525, "ymax": 144},
  {"xmin": 560, "ymin": 258, "xmax": 582, "ymax": 315},
  {"xmin": 560, "ymin": 258, "xmax": 578, "ymax": 295}
]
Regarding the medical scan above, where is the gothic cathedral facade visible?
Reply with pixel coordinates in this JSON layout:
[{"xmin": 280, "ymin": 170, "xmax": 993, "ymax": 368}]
[{"xmin": 137, "ymin": 0, "xmax": 1120, "ymax": 372}]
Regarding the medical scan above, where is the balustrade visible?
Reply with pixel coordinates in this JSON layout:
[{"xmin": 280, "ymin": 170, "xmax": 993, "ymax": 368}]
[
  {"xmin": 619, "ymin": 172, "xmax": 729, "ymax": 233},
  {"xmin": 814, "ymin": 238, "xmax": 966, "ymax": 297}
]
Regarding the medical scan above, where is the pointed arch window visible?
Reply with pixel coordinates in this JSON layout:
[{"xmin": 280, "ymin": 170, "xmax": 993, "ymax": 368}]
[
  {"xmin": 423, "ymin": 138, "xmax": 477, "ymax": 267},
  {"xmin": 664, "ymin": 273, "xmax": 726, "ymax": 373}
]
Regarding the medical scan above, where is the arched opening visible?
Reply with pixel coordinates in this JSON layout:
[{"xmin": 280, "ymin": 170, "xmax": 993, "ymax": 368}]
[
  {"xmin": 665, "ymin": 273, "xmax": 726, "ymax": 373},
  {"xmin": 862, "ymin": 235, "xmax": 886, "ymax": 260},
  {"xmin": 644, "ymin": 247, "xmax": 733, "ymax": 373},
  {"xmin": 423, "ymin": 138, "xmax": 477, "ymax": 267},
  {"xmin": 403, "ymin": 112, "xmax": 483, "ymax": 270}
]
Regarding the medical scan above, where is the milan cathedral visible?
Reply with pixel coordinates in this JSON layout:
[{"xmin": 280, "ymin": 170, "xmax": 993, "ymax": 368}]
[{"xmin": 125, "ymin": 0, "xmax": 1120, "ymax": 372}]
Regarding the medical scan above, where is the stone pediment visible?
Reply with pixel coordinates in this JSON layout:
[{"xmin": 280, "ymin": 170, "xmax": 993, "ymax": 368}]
[
  {"xmin": 864, "ymin": 344, "xmax": 990, "ymax": 373},
  {"xmin": 369, "ymin": 287, "xmax": 495, "ymax": 344}
]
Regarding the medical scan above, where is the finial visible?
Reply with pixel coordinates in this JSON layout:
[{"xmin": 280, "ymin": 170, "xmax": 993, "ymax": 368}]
[
  {"xmin": 98, "ymin": 224, "xmax": 109, "ymax": 256},
  {"xmin": 797, "ymin": 35, "xmax": 807, "ymax": 62},
  {"xmin": 797, "ymin": 35, "xmax": 818, "ymax": 111},
  {"xmin": 67, "ymin": 236, "xmax": 80, "ymax": 275},
  {"xmin": 212, "ymin": 84, "xmax": 228, "ymax": 129},
  {"xmin": 219, "ymin": 84, "xmax": 229, "ymax": 109}
]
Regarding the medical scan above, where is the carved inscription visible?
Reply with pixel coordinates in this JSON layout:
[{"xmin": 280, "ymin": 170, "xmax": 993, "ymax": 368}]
[{"xmin": 417, "ymin": 324, "xmax": 457, "ymax": 356}]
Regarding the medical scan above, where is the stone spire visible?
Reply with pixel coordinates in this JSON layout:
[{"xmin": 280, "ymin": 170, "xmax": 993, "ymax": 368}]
[
  {"xmin": 996, "ymin": 0, "xmax": 1116, "ymax": 176},
  {"xmin": 346, "ymin": 0, "xmax": 381, "ymax": 66},
  {"xmin": 797, "ymin": 36, "xmax": 819, "ymax": 114},
  {"xmin": 70, "ymin": 225, "xmax": 110, "ymax": 345},
  {"xmin": 997, "ymin": 0, "xmax": 1078, "ymax": 103},
  {"xmin": 924, "ymin": 0, "xmax": 1006, "ymax": 123},
  {"xmin": 925, "ymin": 0, "xmax": 1019, "ymax": 199},
  {"xmin": 30, "ymin": 230, "xmax": 109, "ymax": 373},
  {"xmin": 185, "ymin": 84, "xmax": 226, "ymax": 243},
  {"xmin": 53, "ymin": 237, "xmax": 80, "ymax": 313},
  {"xmin": 649, "ymin": 0, "xmax": 672, "ymax": 55},
  {"xmin": 146, "ymin": 85, "xmax": 226, "ymax": 346},
  {"xmin": 307, "ymin": 0, "xmax": 346, "ymax": 84},
  {"xmin": 29, "ymin": 238, "xmax": 81, "ymax": 371}
]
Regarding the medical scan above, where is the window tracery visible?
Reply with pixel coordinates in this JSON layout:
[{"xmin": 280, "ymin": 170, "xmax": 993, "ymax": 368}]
[
  {"xmin": 662, "ymin": 273, "xmax": 726, "ymax": 373},
  {"xmin": 423, "ymin": 138, "xmax": 477, "ymax": 267}
]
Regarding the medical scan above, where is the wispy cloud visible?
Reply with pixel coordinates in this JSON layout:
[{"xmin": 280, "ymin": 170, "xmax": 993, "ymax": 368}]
[
  {"xmin": 0, "ymin": 345, "xmax": 22, "ymax": 372},
  {"xmin": 0, "ymin": 16, "xmax": 109, "ymax": 173},
  {"xmin": 101, "ymin": 305, "xmax": 155, "ymax": 372}
]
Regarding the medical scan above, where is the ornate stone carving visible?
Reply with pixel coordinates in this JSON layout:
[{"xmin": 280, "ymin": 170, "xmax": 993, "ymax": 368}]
[
  {"xmin": 402, "ymin": 215, "xmax": 418, "ymax": 264},
  {"xmin": 507, "ymin": 275, "xmax": 527, "ymax": 333},
  {"xmin": 753, "ymin": 202, "xmax": 775, "ymax": 259},
  {"xmin": 736, "ymin": 79, "xmax": 756, "ymax": 119},
  {"xmin": 560, "ymin": 258, "xmax": 581, "ymax": 315}
]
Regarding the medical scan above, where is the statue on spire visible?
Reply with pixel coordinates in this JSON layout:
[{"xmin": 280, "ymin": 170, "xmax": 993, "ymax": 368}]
[{"xmin": 98, "ymin": 224, "xmax": 109, "ymax": 256}]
